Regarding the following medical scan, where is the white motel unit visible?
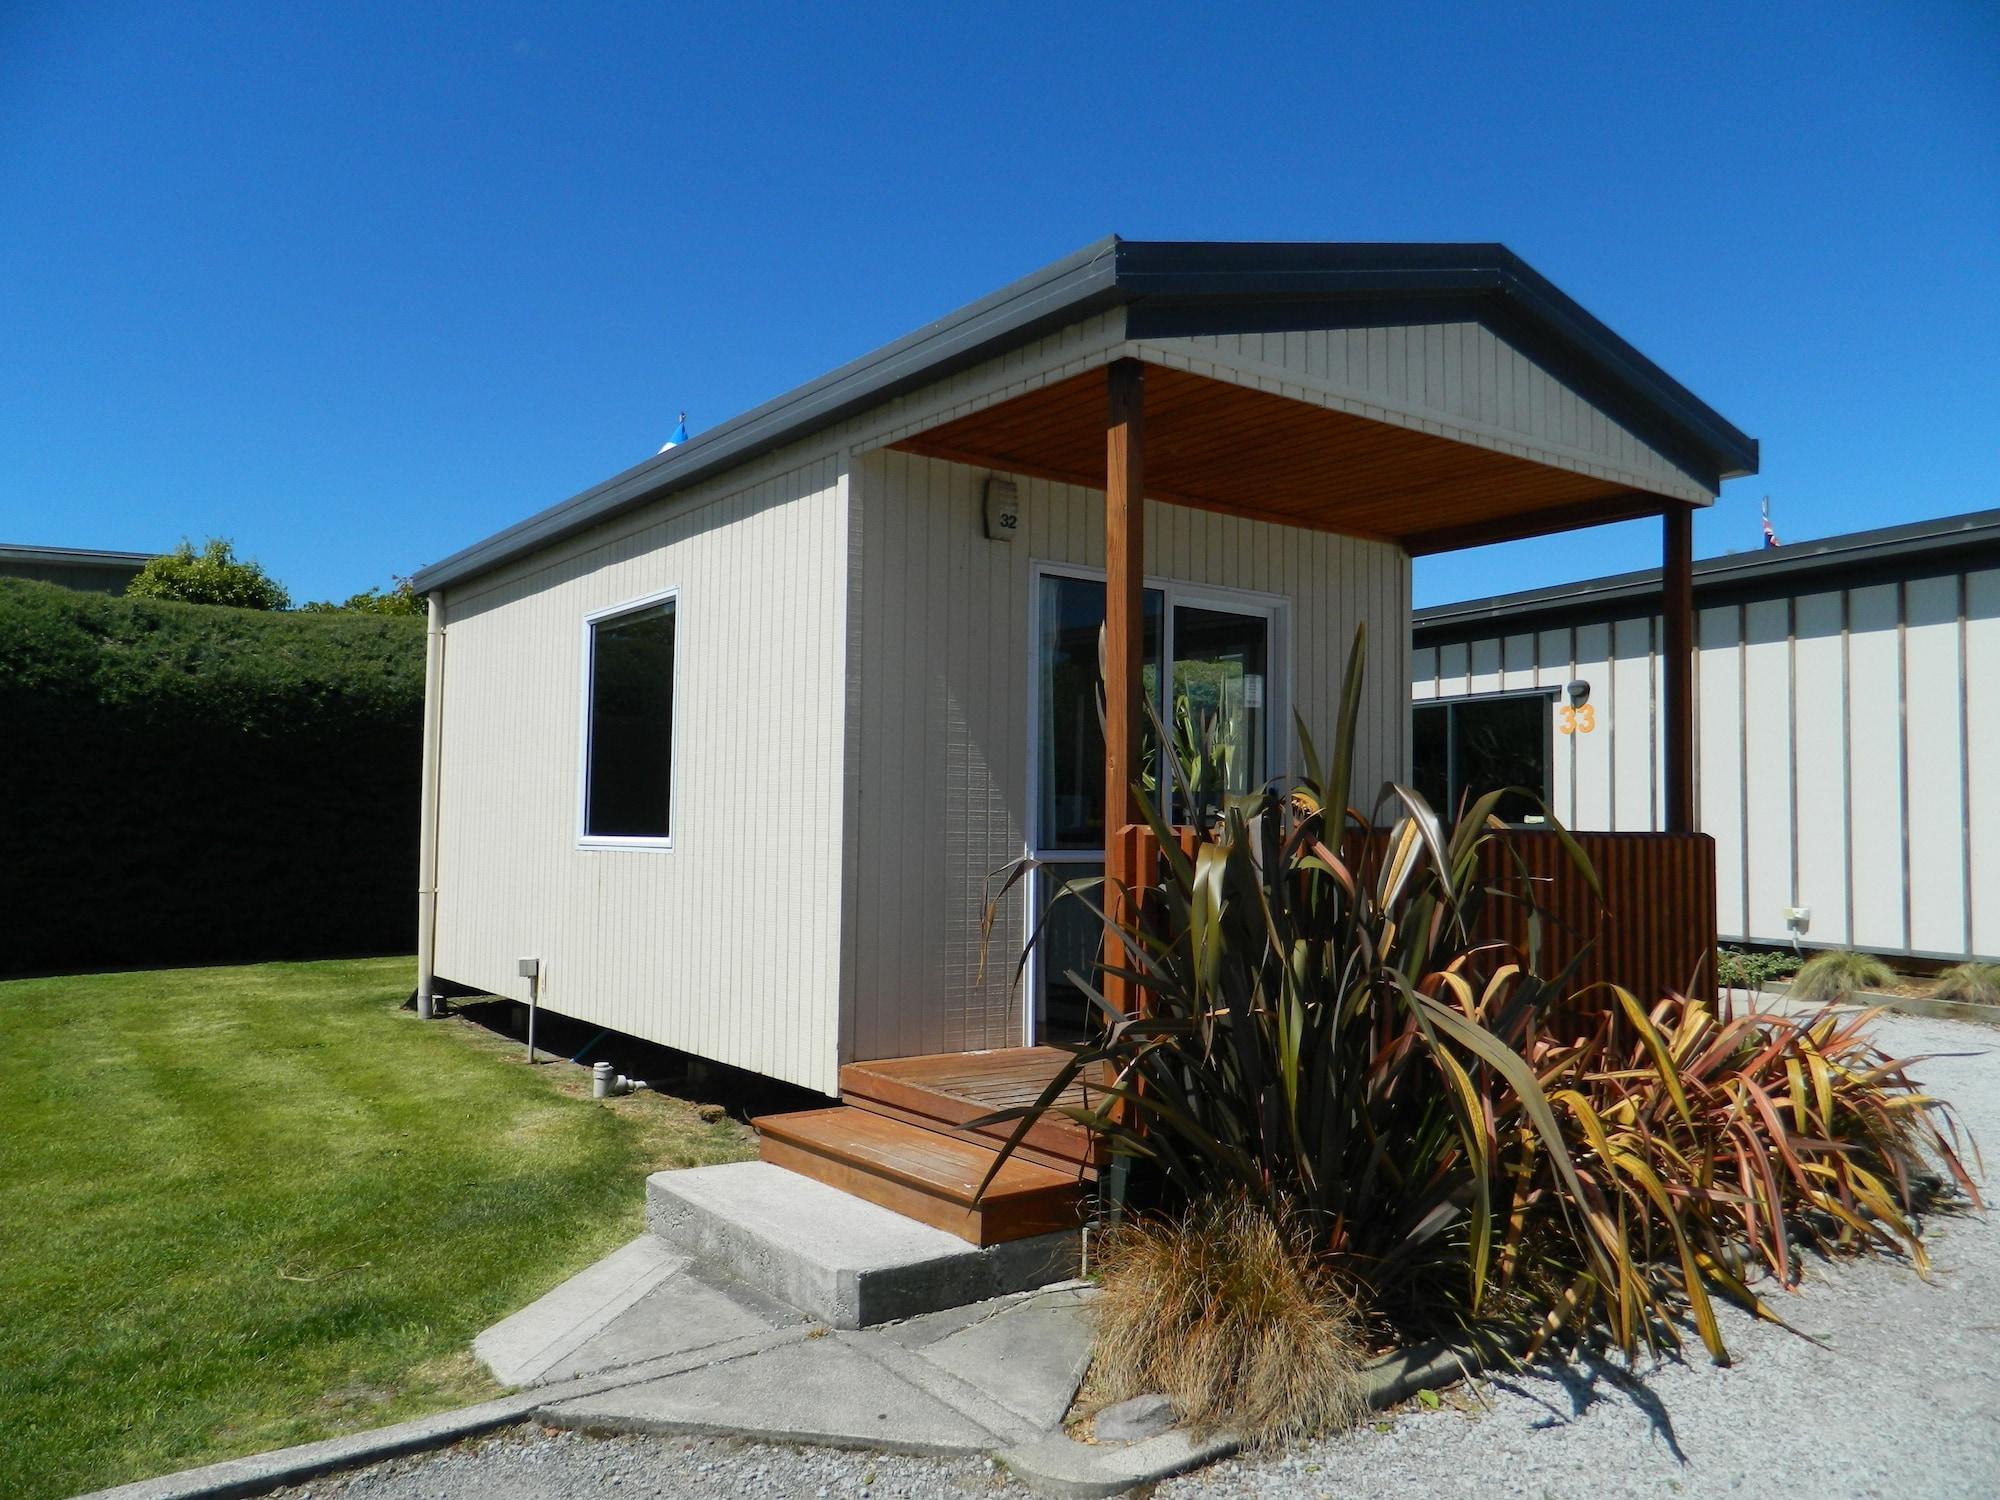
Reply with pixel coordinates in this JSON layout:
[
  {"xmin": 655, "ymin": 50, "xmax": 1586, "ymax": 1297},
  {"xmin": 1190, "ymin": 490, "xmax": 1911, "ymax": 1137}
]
[
  {"xmin": 1412, "ymin": 510, "xmax": 2000, "ymax": 964},
  {"xmin": 409, "ymin": 238, "xmax": 1759, "ymax": 1109}
]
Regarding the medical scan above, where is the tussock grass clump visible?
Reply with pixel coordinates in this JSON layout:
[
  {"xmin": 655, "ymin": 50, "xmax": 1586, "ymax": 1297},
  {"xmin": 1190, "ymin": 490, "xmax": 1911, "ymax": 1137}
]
[
  {"xmin": 1935, "ymin": 962, "xmax": 2000, "ymax": 1006},
  {"xmin": 1791, "ymin": 949, "xmax": 1896, "ymax": 1003},
  {"xmin": 1089, "ymin": 1197, "xmax": 1368, "ymax": 1446}
]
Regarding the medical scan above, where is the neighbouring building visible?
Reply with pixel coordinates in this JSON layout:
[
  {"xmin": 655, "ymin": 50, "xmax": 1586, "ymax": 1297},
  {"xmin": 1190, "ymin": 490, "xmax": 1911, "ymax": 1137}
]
[
  {"xmin": 1413, "ymin": 509, "xmax": 2000, "ymax": 964},
  {"xmin": 0, "ymin": 542, "xmax": 152, "ymax": 594}
]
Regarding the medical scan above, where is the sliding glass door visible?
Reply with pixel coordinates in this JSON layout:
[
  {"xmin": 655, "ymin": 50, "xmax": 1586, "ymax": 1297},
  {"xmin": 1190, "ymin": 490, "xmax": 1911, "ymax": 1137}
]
[{"xmin": 1028, "ymin": 568, "xmax": 1280, "ymax": 1043}]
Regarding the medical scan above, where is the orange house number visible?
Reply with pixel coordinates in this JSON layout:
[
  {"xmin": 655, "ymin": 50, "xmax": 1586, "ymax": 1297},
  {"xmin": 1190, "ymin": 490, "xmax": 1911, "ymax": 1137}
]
[{"xmin": 1557, "ymin": 705, "xmax": 1596, "ymax": 735}]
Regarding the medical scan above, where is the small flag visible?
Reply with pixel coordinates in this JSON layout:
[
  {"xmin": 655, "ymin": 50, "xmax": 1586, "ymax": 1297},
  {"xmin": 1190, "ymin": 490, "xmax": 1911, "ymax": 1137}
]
[
  {"xmin": 1761, "ymin": 497, "xmax": 1780, "ymax": 549},
  {"xmin": 658, "ymin": 412, "xmax": 689, "ymax": 454}
]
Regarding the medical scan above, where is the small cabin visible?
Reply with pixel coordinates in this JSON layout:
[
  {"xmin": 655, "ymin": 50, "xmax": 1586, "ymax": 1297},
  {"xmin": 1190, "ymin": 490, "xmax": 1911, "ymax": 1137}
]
[{"xmin": 410, "ymin": 239, "xmax": 1756, "ymax": 1242}]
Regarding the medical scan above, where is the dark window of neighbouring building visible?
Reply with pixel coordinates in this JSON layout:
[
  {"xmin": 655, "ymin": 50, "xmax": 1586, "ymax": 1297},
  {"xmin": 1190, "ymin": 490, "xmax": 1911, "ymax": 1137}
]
[{"xmin": 1411, "ymin": 692, "xmax": 1553, "ymax": 824}]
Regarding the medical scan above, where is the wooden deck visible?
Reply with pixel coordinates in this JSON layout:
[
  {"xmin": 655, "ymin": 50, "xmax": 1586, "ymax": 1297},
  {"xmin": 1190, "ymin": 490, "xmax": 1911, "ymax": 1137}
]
[
  {"xmin": 751, "ymin": 1047, "xmax": 1107, "ymax": 1246},
  {"xmin": 840, "ymin": 1048, "xmax": 1111, "ymax": 1175}
]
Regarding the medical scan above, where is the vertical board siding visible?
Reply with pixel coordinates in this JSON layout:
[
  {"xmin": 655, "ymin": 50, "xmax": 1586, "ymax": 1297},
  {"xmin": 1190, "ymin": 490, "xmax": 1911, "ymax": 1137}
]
[
  {"xmin": 1138, "ymin": 324, "xmax": 1715, "ymax": 506},
  {"xmin": 1845, "ymin": 584, "xmax": 1906, "ymax": 953},
  {"xmin": 1741, "ymin": 600, "xmax": 1792, "ymax": 940},
  {"xmin": 1572, "ymin": 622, "xmax": 1615, "ymax": 830},
  {"xmin": 1903, "ymin": 576, "xmax": 1966, "ymax": 955},
  {"xmin": 1417, "ymin": 566, "xmax": 1995, "ymax": 961},
  {"xmin": 1695, "ymin": 606, "xmax": 1747, "ymax": 937},
  {"xmin": 433, "ymin": 457, "xmax": 849, "ymax": 1095},
  {"xmin": 1612, "ymin": 617, "xmax": 1659, "ymax": 831},
  {"xmin": 1968, "ymin": 569, "xmax": 2000, "ymax": 957},
  {"xmin": 848, "ymin": 449, "xmax": 1410, "ymax": 1062},
  {"xmin": 1791, "ymin": 592, "xmax": 1850, "ymax": 946}
]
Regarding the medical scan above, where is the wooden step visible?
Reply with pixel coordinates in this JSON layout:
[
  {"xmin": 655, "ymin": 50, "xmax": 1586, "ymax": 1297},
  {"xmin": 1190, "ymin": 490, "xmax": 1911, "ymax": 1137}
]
[
  {"xmin": 839, "ymin": 1049, "xmax": 1110, "ymax": 1177},
  {"xmin": 753, "ymin": 1106, "xmax": 1085, "ymax": 1248}
]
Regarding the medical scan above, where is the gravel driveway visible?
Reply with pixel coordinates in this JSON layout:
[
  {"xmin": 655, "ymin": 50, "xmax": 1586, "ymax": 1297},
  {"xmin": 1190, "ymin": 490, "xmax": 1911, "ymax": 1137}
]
[{"xmin": 277, "ymin": 1008, "xmax": 1997, "ymax": 1500}]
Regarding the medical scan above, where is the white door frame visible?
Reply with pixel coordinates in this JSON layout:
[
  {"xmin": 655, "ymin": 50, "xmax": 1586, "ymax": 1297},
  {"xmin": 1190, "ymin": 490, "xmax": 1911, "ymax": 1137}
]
[{"xmin": 1021, "ymin": 559, "xmax": 1290, "ymax": 1045}]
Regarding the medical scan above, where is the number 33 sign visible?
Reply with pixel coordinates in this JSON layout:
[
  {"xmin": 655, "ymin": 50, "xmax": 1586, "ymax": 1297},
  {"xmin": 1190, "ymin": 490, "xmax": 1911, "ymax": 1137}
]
[{"xmin": 1558, "ymin": 705, "xmax": 1596, "ymax": 735}]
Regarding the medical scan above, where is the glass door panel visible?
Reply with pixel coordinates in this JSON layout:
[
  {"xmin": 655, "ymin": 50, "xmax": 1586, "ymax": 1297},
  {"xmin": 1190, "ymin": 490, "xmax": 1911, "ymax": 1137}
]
[
  {"xmin": 1169, "ymin": 604, "xmax": 1270, "ymax": 809},
  {"xmin": 1035, "ymin": 574, "xmax": 1162, "ymax": 850},
  {"xmin": 1030, "ymin": 573, "xmax": 1276, "ymax": 1044}
]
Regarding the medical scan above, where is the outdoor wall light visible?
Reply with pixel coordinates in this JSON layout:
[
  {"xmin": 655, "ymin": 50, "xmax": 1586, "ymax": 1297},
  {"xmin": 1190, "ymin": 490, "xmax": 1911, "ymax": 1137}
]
[{"xmin": 1566, "ymin": 680, "xmax": 1592, "ymax": 707}]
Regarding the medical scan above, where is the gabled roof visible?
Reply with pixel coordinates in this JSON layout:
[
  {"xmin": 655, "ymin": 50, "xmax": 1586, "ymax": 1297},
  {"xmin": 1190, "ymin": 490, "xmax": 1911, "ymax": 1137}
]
[
  {"xmin": 412, "ymin": 237, "xmax": 1758, "ymax": 594},
  {"xmin": 1414, "ymin": 507, "xmax": 2000, "ymax": 639}
]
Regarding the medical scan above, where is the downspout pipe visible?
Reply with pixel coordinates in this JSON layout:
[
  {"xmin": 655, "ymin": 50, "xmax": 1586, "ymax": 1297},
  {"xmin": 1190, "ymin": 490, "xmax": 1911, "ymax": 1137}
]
[{"xmin": 415, "ymin": 590, "xmax": 447, "ymax": 1019}]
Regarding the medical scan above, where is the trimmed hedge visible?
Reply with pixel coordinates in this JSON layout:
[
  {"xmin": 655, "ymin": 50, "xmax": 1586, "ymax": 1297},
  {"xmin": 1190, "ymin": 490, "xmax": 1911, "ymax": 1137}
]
[{"xmin": 0, "ymin": 579, "xmax": 425, "ymax": 975}]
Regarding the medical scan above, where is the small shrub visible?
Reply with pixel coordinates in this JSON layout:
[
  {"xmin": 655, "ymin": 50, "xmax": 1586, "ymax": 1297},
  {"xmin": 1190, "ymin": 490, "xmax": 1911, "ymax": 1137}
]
[
  {"xmin": 1715, "ymin": 947, "xmax": 1802, "ymax": 992},
  {"xmin": 1090, "ymin": 1197, "xmax": 1367, "ymax": 1446},
  {"xmin": 1934, "ymin": 962, "xmax": 2000, "ymax": 1006},
  {"xmin": 1791, "ymin": 949, "xmax": 1896, "ymax": 1003},
  {"xmin": 301, "ymin": 576, "xmax": 427, "ymax": 616}
]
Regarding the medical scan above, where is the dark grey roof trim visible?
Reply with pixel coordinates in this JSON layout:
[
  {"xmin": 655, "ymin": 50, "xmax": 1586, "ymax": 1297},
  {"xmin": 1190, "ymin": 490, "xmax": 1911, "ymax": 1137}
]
[
  {"xmin": 413, "ymin": 238, "xmax": 1759, "ymax": 594},
  {"xmin": 0, "ymin": 542, "xmax": 153, "ymax": 566},
  {"xmin": 1414, "ymin": 508, "xmax": 2000, "ymax": 639}
]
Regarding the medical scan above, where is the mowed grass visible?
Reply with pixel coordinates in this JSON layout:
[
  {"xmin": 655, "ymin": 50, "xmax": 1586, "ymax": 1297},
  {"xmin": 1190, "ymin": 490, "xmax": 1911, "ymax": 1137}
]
[{"xmin": 0, "ymin": 958, "xmax": 756, "ymax": 1499}]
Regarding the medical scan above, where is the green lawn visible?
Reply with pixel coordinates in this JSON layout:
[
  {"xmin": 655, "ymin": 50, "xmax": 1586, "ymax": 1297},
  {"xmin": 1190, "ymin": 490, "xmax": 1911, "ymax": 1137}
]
[{"xmin": 0, "ymin": 958, "xmax": 756, "ymax": 1499}]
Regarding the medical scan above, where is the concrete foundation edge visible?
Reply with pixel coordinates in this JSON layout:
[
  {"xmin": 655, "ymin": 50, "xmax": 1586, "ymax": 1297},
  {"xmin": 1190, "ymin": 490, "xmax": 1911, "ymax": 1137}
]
[{"xmin": 644, "ymin": 1173, "xmax": 1080, "ymax": 1328}]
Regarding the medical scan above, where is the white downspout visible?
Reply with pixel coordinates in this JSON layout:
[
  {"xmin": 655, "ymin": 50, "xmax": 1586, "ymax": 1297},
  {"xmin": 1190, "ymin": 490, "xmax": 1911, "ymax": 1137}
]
[{"xmin": 416, "ymin": 590, "xmax": 446, "ymax": 1019}]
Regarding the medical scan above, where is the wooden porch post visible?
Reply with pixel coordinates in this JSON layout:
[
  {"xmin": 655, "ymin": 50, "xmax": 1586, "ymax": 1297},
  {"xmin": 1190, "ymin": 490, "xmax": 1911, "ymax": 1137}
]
[
  {"xmin": 1104, "ymin": 359, "xmax": 1146, "ymax": 928},
  {"xmin": 1662, "ymin": 502, "xmax": 1696, "ymax": 834}
]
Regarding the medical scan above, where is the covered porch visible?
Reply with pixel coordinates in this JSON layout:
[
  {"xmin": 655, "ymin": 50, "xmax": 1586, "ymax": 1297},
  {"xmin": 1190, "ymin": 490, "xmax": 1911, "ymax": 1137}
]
[{"xmin": 901, "ymin": 353, "xmax": 1727, "ymax": 1011}]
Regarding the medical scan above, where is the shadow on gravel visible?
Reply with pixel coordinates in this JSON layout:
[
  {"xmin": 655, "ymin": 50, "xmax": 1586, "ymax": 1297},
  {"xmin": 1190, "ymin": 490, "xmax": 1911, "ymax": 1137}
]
[{"xmin": 1487, "ymin": 1352, "xmax": 1689, "ymax": 1464}]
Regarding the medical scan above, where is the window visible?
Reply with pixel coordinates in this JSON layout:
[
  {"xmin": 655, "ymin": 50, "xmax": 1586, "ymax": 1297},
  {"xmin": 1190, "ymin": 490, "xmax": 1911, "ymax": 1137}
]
[
  {"xmin": 1412, "ymin": 692, "xmax": 1553, "ymax": 824},
  {"xmin": 582, "ymin": 594, "xmax": 677, "ymax": 843}
]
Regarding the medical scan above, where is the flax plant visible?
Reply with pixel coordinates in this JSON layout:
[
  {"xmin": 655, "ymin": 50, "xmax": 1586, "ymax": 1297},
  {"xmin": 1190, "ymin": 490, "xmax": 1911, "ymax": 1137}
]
[{"xmin": 979, "ymin": 625, "xmax": 1979, "ymax": 1366}]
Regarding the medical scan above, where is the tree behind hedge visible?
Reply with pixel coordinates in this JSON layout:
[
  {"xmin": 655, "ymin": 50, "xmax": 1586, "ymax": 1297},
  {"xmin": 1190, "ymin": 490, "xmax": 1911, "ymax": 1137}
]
[
  {"xmin": 0, "ymin": 579, "xmax": 423, "ymax": 974},
  {"xmin": 127, "ymin": 537, "xmax": 291, "ymax": 610}
]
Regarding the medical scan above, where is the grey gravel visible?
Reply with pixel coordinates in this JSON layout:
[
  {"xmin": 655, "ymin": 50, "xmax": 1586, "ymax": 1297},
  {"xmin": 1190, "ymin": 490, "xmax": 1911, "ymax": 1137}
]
[{"xmin": 281, "ymin": 1008, "xmax": 1997, "ymax": 1500}]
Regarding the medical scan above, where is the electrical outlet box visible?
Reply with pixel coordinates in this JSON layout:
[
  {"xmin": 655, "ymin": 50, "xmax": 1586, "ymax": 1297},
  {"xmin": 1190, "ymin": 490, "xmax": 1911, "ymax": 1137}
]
[
  {"xmin": 516, "ymin": 956, "xmax": 540, "ymax": 979},
  {"xmin": 1783, "ymin": 907, "xmax": 1810, "ymax": 931}
]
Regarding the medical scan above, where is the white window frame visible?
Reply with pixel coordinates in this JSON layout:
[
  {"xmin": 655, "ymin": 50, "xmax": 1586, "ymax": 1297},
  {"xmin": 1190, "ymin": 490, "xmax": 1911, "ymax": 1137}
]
[
  {"xmin": 577, "ymin": 585, "xmax": 682, "ymax": 852},
  {"xmin": 1021, "ymin": 559, "xmax": 1291, "ymax": 1042}
]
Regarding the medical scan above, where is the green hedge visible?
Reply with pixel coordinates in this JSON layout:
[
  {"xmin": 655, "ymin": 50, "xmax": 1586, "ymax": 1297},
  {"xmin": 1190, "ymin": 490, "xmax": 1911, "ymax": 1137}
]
[{"xmin": 0, "ymin": 580, "xmax": 425, "ymax": 975}]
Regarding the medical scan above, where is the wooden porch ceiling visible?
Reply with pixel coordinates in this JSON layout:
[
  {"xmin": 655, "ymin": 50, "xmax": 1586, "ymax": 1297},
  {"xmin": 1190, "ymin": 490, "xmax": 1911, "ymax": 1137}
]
[{"xmin": 890, "ymin": 363, "xmax": 1670, "ymax": 554}]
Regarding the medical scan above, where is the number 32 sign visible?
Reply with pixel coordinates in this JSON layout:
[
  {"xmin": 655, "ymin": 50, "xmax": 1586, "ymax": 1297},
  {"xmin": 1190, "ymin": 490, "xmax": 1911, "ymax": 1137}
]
[{"xmin": 1558, "ymin": 705, "xmax": 1596, "ymax": 735}]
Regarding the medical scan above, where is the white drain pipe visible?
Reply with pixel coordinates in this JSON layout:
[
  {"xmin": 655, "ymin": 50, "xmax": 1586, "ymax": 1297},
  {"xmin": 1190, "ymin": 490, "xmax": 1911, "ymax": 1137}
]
[
  {"xmin": 415, "ymin": 591, "xmax": 447, "ymax": 1020},
  {"xmin": 591, "ymin": 1061, "xmax": 649, "ymax": 1098}
]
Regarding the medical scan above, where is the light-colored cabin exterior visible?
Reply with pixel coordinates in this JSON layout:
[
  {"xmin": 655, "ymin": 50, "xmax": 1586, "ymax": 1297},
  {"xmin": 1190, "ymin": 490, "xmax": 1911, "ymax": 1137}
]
[
  {"xmin": 1412, "ymin": 510, "xmax": 2000, "ymax": 963},
  {"xmin": 412, "ymin": 239, "xmax": 1757, "ymax": 1095}
]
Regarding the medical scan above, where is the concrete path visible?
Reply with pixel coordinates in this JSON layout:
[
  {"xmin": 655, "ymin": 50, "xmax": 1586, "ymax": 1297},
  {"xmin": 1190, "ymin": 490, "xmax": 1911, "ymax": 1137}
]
[{"xmin": 473, "ymin": 1235, "xmax": 1095, "ymax": 1457}]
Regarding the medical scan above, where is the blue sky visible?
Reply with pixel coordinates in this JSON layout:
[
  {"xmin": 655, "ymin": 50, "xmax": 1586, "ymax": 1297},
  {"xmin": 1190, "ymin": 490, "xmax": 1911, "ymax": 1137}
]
[{"xmin": 3, "ymin": 1, "xmax": 1995, "ymax": 607}]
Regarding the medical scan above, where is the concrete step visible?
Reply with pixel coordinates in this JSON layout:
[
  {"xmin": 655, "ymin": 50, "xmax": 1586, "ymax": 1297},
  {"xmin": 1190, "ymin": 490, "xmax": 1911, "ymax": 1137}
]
[
  {"xmin": 754, "ymin": 1105, "xmax": 1084, "ymax": 1246},
  {"xmin": 645, "ymin": 1161, "xmax": 1079, "ymax": 1329}
]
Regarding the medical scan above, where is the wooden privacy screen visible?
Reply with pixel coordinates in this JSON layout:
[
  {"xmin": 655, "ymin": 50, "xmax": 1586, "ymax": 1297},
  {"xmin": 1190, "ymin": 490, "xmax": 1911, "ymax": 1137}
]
[
  {"xmin": 1103, "ymin": 823, "xmax": 1718, "ymax": 1017},
  {"xmin": 1469, "ymin": 828, "xmax": 1719, "ymax": 1006}
]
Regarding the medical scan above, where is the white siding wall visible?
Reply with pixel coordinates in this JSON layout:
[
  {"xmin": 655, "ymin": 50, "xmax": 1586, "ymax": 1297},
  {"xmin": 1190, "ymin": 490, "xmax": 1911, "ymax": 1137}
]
[
  {"xmin": 433, "ymin": 454, "xmax": 850, "ymax": 1094},
  {"xmin": 1792, "ymin": 592, "xmax": 1850, "ymax": 947},
  {"xmin": 1847, "ymin": 586, "xmax": 1905, "ymax": 952},
  {"xmin": 846, "ymin": 448, "xmax": 1411, "ymax": 1063},
  {"xmin": 1416, "ymin": 568, "xmax": 1997, "ymax": 960},
  {"xmin": 1969, "ymin": 569, "xmax": 2000, "ymax": 956}
]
